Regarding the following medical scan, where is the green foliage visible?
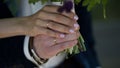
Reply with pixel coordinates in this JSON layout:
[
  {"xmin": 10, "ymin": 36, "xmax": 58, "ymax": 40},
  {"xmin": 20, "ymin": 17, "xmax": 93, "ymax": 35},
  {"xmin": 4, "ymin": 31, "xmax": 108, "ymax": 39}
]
[
  {"xmin": 74, "ymin": 0, "xmax": 81, "ymax": 5},
  {"xmin": 82, "ymin": 0, "xmax": 108, "ymax": 18},
  {"xmin": 29, "ymin": 0, "xmax": 40, "ymax": 4},
  {"xmin": 72, "ymin": 45, "xmax": 80, "ymax": 54},
  {"xmin": 28, "ymin": 0, "xmax": 107, "ymax": 12},
  {"xmin": 102, "ymin": 0, "xmax": 108, "ymax": 18},
  {"xmin": 4, "ymin": 0, "xmax": 108, "ymax": 11},
  {"xmin": 82, "ymin": 0, "xmax": 101, "ymax": 11},
  {"xmin": 3, "ymin": 0, "xmax": 21, "ymax": 16}
]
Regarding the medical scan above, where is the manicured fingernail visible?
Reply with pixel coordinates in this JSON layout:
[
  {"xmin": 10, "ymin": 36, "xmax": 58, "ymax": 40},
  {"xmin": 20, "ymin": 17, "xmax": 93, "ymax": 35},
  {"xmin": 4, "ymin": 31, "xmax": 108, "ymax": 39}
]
[
  {"xmin": 74, "ymin": 15, "xmax": 79, "ymax": 20},
  {"xmin": 60, "ymin": 34, "xmax": 65, "ymax": 38},
  {"xmin": 69, "ymin": 29, "xmax": 75, "ymax": 33},
  {"xmin": 74, "ymin": 23, "xmax": 79, "ymax": 28}
]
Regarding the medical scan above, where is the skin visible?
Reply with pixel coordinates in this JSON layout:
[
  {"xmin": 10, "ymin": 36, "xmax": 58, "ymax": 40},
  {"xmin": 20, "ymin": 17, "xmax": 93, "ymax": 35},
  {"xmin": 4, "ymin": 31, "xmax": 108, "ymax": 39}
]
[
  {"xmin": 0, "ymin": 5, "xmax": 79, "ymax": 38},
  {"xmin": 0, "ymin": 5, "xmax": 80, "ymax": 60},
  {"xmin": 33, "ymin": 32, "xmax": 80, "ymax": 59}
]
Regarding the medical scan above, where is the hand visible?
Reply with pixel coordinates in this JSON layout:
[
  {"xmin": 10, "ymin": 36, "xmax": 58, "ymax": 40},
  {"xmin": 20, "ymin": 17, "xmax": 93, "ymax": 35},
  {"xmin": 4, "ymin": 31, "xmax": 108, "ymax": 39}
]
[
  {"xmin": 32, "ymin": 32, "xmax": 80, "ymax": 59},
  {"xmin": 22, "ymin": 5, "xmax": 79, "ymax": 38}
]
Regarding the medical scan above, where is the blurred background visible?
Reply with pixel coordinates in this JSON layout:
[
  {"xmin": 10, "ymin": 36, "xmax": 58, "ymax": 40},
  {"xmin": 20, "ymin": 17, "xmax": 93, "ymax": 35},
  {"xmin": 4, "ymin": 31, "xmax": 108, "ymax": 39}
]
[
  {"xmin": 0, "ymin": 0, "xmax": 120, "ymax": 68},
  {"xmin": 91, "ymin": 0, "xmax": 120, "ymax": 68}
]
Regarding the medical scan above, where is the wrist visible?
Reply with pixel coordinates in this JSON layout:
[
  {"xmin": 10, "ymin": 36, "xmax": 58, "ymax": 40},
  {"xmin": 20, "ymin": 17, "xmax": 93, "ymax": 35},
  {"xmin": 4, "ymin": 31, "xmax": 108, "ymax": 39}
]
[
  {"xmin": 17, "ymin": 16, "xmax": 33, "ymax": 36},
  {"xmin": 0, "ymin": 17, "xmax": 29, "ymax": 38},
  {"xmin": 29, "ymin": 37, "xmax": 48, "ymax": 65}
]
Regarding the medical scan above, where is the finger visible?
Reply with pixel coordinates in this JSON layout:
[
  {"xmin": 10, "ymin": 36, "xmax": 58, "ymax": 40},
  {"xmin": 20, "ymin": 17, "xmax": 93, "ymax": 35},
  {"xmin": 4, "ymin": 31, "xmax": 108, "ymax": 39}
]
[
  {"xmin": 36, "ymin": 19, "xmax": 80, "ymax": 33},
  {"xmin": 42, "ymin": 5, "xmax": 75, "ymax": 19},
  {"xmin": 36, "ymin": 19, "xmax": 73, "ymax": 33},
  {"xmin": 47, "ymin": 21, "xmax": 73, "ymax": 33},
  {"xmin": 49, "ymin": 40, "xmax": 78, "ymax": 55},
  {"xmin": 38, "ymin": 11, "xmax": 75, "ymax": 27},
  {"xmin": 32, "ymin": 26, "xmax": 65, "ymax": 38},
  {"xmin": 55, "ymin": 32, "xmax": 80, "ymax": 44}
]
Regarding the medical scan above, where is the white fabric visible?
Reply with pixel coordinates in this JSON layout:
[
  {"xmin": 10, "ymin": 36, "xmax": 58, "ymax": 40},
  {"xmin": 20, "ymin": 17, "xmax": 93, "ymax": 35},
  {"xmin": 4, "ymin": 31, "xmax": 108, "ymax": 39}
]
[{"xmin": 19, "ymin": 0, "xmax": 66, "ymax": 68}]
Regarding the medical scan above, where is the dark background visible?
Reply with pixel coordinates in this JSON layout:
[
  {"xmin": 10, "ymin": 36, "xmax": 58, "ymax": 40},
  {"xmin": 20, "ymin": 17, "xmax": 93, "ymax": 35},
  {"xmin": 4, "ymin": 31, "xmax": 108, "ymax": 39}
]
[
  {"xmin": 91, "ymin": 0, "xmax": 120, "ymax": 68},
  {"xmin": 0, "ymin": 0, "xmax": 120, "ymax": 68}
]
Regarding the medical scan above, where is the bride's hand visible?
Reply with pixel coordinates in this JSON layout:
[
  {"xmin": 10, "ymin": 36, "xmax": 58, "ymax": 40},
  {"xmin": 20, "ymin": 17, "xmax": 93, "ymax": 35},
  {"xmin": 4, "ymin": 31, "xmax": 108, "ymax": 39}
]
[
  {"xmin": 23, "ymin": 5, "xmax": 79, "ymax": 38},
  {"xmin": 33, "ymin": 32, "xmax": 80, "ymax": 59}
]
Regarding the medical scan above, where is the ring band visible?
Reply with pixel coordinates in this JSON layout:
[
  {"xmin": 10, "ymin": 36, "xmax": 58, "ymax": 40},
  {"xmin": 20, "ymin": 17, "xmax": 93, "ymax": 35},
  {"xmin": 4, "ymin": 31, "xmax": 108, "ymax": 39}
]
[
  {"xmin": 46, "ymin": 23, "xmax": 49, "ymax": 28},
  {"xmin": 53, "ymin": 39, "xmax": 57, "ymax": 44}
]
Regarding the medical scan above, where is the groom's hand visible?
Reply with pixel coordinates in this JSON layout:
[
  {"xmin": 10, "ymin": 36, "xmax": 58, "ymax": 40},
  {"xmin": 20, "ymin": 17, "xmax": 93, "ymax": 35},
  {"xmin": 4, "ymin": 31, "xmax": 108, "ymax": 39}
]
[{"xmin": 33, "ymin": 32, "xmax": 80, "ymax": 59}]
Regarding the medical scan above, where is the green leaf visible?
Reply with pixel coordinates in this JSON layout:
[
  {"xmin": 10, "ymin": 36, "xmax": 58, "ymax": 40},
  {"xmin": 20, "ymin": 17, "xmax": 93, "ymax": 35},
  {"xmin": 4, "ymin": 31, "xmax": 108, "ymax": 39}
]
[
  {"xmin": 102, "ymin": 0, "xmax": 108, "ymax": 6},
  {"xmin": 82, "ymin": 0, "xmax": 90, "ymax": 6},
  {"xmin": 96, "ymin": 0, "xmax": 101, "ymax": 4},
  {"xmin": 73, "ymin": 45, "xmax": 80, "ymax": 54},
  {"xmin": 51, "ymin": 0, "xmax": 57, "ymax": 1},
  {"xmin": 87, "ymin": 0, "xmax": 97, "ymax": 11},
  {"xmin": 78, "ymin": 35, "xmax": 86, "ymax": 52},
  {"xmin": 74, "ymin": 0, "xmax": 81, "ymax": 5},
  {"xmin": 103, "ymin": 6, "xmax": 106, "ymax": 19},
  {"xmin": 41, "ymin": 0, "xmax": 48, "ymax": 4},
  {"xmin": 69, "ymin": 47, "xmax": 74, "ymax": 54},
  {"xmin": 102, "ymin": 0, "xmax": 108, "ymax": 19},
  {"xmin": 29, "ymin": 0, "xmax": 39, "ymax": 4}
]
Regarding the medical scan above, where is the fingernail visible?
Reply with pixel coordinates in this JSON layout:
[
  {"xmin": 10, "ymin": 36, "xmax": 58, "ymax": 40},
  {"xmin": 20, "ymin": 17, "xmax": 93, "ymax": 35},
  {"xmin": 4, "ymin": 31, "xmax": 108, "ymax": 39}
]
[
  {"xmin": 60, "ymin": 34, "xmax": 65, "ymax": 38},
  {"xmin": 74, "ymin": 15, "xmax": 79, "ymax": 20},
  {"xmin": 74, "ymin": 23, "xmax": 79, "ymax": 28},
  {"xmin": 69, "ymin": 29, "xmax": 75, "ymax": 33}
]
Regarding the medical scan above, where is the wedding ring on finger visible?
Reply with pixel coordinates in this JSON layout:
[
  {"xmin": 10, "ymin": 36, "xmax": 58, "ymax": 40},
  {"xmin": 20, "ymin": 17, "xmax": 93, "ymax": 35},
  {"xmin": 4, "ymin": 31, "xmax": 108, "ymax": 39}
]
[
  {"xmin": 53, "ymin": 39, "xmax": 57, "ymax": 44},
  {"xmin": 46, "ymin": 23, "xmax": 49, "ymax": 28}
]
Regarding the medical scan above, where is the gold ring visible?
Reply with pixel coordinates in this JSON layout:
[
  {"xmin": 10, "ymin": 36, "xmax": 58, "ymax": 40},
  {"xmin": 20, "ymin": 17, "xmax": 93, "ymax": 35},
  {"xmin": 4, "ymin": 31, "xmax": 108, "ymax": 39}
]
[
  {"xmin": 53, "ymin": 39, "xmax": 57, "ymax": 44},
  {"xmin": 46, "ymin": 23, "xmax": 49, "ymax": 28}
]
